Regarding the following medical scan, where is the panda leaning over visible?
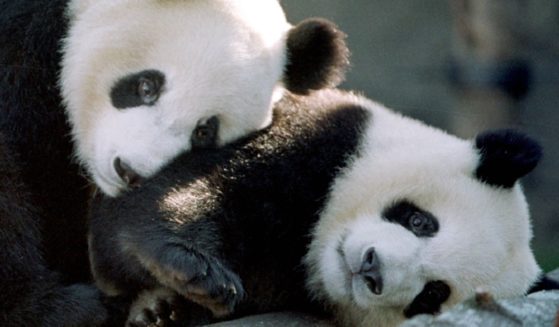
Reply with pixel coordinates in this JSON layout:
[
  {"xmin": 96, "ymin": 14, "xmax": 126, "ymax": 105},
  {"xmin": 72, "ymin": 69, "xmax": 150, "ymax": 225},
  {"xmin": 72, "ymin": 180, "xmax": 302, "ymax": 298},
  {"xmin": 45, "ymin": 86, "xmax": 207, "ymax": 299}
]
[
  {"xmin": 0, "ymin": 0, "xmax": 348, "ymax": 325},
  {"xmin": 61, "ymin": 0, "xmax": 349, "ymax": 197}
]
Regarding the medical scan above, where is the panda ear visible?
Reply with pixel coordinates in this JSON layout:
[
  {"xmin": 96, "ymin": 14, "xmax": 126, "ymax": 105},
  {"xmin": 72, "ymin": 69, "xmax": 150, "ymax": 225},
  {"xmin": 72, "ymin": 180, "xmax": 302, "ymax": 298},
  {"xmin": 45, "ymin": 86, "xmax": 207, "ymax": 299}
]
[
  {"xmin": 283, "ymin": 18, "xmax": 350, "ymax": 95},
  {"xmin": 475, "ymin": 129, "xmax": 542, "ymax": 188}
]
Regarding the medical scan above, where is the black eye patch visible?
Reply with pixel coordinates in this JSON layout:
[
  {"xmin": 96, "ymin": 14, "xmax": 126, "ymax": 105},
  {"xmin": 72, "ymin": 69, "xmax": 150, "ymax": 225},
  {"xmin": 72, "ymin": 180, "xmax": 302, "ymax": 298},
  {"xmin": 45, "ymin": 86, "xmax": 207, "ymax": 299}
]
[
  {"xmin": 110, "ymin": 70, "xmax": 165, "ymax": 109},
  {"xmin": 382, "ymin": 200, "xmax": 439, "ymax": 237}
]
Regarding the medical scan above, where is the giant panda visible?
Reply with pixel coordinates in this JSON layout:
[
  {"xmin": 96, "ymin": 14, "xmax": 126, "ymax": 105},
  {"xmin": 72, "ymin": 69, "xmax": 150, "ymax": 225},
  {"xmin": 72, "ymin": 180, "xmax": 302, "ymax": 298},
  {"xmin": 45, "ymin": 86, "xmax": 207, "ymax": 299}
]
[
  {"xmin": 0, "ymin": 1, "xmax": 348, "ymax": 325},
  {"xmin": 88, "ymin": 88, "xmax": 543, "ymax": 326},
  {"xmin": 60, "ymin": 0, "xmax": 346, "ymax": 196},
  {"xmin": 61, "ymin": 0, "xmax": 349, "ymax": 197}
]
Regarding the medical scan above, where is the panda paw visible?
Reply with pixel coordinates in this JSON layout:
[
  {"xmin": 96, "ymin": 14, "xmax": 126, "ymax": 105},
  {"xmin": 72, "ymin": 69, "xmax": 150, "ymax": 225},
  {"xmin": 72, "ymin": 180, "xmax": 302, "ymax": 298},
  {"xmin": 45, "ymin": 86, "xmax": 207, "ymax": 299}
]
[
  {"xmin": 172, "ymin": 255, "xmax": 244, "ymax": 317},
  {"xmin": 126, "ymin": 288, "xmax": 181, "ymax": 327},
  {"xmin": 144, "ymin": 250, "xmax": 245, "ymax": 317},
  {"xmin": 136, "ymin": 243, "xmax": 245, "ymax": 317}
]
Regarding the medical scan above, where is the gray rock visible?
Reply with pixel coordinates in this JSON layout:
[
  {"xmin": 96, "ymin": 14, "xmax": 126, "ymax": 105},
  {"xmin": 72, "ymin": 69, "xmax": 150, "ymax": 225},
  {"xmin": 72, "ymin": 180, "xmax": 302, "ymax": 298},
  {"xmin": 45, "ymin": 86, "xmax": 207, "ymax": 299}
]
[
  {"xmin": 401, "ymin": 291, "xmax": 559, "ymax": 327},
  {"xmin": 204, "ymin": 268, "xmax": 559, "ymax": 326},
  {"xmin": 204, "ymin": 312, "xmax": 334, "ymax": 327}
]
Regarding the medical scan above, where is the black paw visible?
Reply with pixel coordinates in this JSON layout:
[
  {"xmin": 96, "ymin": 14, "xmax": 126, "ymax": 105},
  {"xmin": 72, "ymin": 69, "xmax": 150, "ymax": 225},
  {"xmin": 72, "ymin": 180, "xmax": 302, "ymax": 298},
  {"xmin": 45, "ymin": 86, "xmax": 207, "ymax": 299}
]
[
  {"xmin": 173, "ymin": 255, "xmax": 244, "ymax": 317},
  {"xmin": 126, "ymin": 289, "xmax": 182, "ymax": 327},
  {"xmin": 144, "ymin": 249, "xmax": 245, "ymax": 317}
]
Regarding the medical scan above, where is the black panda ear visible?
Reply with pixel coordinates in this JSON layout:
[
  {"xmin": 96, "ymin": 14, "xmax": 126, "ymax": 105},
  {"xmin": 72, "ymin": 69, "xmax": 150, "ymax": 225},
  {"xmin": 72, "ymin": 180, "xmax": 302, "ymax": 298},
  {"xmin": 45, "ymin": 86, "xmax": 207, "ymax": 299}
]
[
  {"xmin": 283, "ymin": 18, "xmax": 349, "ymax": 95},
  {"xmin": 475, "ymin": 129, "xmax": 542, "ymax": 188}
]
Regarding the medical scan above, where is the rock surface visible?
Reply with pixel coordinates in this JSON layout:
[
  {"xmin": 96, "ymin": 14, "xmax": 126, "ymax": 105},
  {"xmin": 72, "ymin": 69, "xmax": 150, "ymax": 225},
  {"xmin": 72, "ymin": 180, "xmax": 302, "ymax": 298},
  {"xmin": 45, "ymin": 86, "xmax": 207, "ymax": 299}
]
[
  {"xmin": 205, "ymin": 312, "xmax": 333, "ymax": 327},
  {"xmin": 549, "ymin": 268, "xmax": 559, "ymax": 282},
  {"xmin": 402, "ymin": 291, "xmax": 559, "ymax": 327},
  {"xmin": 204, "ymin": 268, "xmax": 559, "ymax": 326}
]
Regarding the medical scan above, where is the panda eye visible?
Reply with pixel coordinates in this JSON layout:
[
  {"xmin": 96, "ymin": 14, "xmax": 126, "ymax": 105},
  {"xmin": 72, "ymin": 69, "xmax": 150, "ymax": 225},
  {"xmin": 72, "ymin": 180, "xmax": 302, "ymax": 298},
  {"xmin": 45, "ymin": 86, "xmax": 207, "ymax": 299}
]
[
  {"xmin": 110, "ymin": 70, "xmax": 165, "ymax": 109},
  {"xmin": 191, "ymin": 116, "xmax": 220, "ymax": 149},
  {"xmin": 383, "ymin": 201, "xmax": 439, "ymax": 237},
  {"xmin": 408, "ymin": 212, "xmax": 433, "ymax": 235},
  {"xmin": 138, "ymin": 77, "xmax": 159, "ymax": 105},
  {"xmin": 410, "ymin": 213, "xmax": 425, "ymax": 228}
]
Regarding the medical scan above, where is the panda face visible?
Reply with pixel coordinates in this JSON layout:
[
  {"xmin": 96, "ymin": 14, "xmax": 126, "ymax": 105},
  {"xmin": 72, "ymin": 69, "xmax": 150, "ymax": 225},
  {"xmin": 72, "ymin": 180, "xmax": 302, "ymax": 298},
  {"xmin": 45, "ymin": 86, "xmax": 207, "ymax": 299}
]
[
  {"xmin": 323, "ymin": 174, "xmax": 537, "ymax": 307},
  {"xmin": 306, "ymin": 101, "xmax": 540, "ymax": 326},
  {"xmin": 61, "ymin": 0, "xmax": 290, "ymax": 196}
]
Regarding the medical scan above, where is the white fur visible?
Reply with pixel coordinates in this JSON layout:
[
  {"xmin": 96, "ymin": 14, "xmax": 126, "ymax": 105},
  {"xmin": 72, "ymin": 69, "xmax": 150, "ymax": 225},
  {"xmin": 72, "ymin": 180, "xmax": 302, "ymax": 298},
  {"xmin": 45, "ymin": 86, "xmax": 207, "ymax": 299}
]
[
  {"xmin": 305, "ymin": 95, "xmax": 540, "ymax": 327},
  {"xmin": 61, "ymin": 0, "xmax": 290, "ymax": 196}
]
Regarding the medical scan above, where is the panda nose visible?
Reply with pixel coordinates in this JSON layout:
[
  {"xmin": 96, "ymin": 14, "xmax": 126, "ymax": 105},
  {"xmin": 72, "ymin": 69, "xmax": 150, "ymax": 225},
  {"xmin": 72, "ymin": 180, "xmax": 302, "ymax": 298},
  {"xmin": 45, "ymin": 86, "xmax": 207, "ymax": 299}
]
[
  {"xmin": 113, "ymin": 157, "xmax": 143, "ymax": 188},
  {"xmin": 360, "ymin": 247, "xmax": 383, "ymax": 295}
]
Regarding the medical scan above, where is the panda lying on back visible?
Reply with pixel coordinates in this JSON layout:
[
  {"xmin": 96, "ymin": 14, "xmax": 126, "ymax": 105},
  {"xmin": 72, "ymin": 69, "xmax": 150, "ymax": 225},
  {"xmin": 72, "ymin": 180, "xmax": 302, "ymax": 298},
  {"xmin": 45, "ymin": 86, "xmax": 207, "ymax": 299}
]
[{"xmin": 89, "ymin": 89, "xmax": 542, "ymax": 326}]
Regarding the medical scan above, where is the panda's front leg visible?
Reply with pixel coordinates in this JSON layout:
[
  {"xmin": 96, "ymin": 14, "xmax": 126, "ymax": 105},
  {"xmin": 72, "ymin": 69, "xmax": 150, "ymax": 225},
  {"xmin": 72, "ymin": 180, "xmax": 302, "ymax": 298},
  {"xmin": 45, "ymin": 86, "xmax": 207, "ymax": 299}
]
[
  {"xmin": 124, "ymin": 236, "xmax": 245, "ymax": 318},
  {"xmin": 89, "ymin": 190, "xmax": 245, "ymax": 318}
]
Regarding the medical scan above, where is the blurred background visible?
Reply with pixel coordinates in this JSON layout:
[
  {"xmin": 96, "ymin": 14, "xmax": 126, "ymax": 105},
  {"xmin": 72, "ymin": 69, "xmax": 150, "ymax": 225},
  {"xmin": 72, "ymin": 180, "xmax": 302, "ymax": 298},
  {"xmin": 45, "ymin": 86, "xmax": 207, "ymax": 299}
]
[{"xmin": 282, "ymin": 0, "xmax": 559, "ymax": 272}]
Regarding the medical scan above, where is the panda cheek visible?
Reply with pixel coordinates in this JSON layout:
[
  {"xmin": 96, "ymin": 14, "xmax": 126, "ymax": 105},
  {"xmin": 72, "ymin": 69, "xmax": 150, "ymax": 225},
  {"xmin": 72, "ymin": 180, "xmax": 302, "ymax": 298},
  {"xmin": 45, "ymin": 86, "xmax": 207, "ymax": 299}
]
[{"xmin": 318, "ymin": 239, "xmax": 350, "ymax": 300}]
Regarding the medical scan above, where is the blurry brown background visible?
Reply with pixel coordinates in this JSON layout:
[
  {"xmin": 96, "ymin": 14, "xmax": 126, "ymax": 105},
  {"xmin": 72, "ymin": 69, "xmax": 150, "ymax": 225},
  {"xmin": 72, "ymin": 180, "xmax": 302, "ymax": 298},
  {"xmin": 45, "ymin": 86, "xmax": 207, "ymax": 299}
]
[{"xmin": 282, "ymin": 0, "xmax": 559, "ymax": 271}]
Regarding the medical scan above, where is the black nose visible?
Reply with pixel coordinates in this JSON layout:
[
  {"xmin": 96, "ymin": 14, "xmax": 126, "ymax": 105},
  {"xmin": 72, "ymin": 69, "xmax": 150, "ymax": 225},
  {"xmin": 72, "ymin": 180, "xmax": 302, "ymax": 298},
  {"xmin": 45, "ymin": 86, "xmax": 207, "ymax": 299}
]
[
  {"xmin": 113, "ymin": 157, "xmax": 143, "ymax": 188},
  {"xmin": 360, "ymin": 247, "xmax": 383, "ymax": 295}
]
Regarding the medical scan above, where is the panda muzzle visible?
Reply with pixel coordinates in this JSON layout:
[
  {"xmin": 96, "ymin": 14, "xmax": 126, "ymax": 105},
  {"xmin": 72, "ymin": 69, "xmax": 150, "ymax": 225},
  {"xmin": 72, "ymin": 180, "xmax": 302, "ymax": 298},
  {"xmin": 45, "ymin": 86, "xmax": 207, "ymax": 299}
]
[
  {"xmin": 114, "ymin": 157, "xmax": 144, "ymax": 188},
  {"xmin": 360, "ymin": 247, "xmax": 383, "ymax": 295}
]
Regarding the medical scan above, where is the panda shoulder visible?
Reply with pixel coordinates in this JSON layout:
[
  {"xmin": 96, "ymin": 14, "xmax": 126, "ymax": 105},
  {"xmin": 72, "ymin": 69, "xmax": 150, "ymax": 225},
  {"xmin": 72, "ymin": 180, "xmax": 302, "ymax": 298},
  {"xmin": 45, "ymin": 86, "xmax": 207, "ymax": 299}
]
[{"xmin": 274, "ymin": 89, "xmax": 375, "ymax": 131}]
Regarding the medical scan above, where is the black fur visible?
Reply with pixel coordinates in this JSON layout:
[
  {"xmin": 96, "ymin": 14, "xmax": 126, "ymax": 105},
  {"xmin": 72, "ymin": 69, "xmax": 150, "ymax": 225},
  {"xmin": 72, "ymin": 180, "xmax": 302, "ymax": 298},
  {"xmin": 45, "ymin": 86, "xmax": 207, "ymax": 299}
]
[
  {"xmin": 528, "ymin": 275, "xmax": 559, "ymax": 293},
  {"xmin": 403, "ymin": 281, "xmax": 451, "ymax": 318},
  {"xmin": 0, "ymin": 0, "xmax": 92, "ymax": 281},
  {"xmin": 0, "ymin": 0, "xmax": 106, "ymax": 325},
  {"xmin": 89, "ymin": 90, "xmax": 370, "ymax": 325},
  {"xmin": 0, "ymin": 2, "xmax": 350, "ymax": 324},
  {"xmin": 0, "ymin": 133, "xmax": 108, "ymax": 327},
  {"xmin": 284, "ymin": 18, "xmax": 350, "ymax": 94},
  {"xmin": 475, "ymin": 129, "xmax": 542, "ymax": 188}
]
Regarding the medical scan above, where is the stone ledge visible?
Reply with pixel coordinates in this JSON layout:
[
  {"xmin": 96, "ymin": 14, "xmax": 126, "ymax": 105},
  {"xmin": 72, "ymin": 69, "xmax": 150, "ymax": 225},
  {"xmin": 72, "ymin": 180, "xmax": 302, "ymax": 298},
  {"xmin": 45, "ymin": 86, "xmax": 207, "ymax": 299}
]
[
  {"xmin": 402, "ymin": 290, "xmax": 559, "ymax": 327},
  {"xmin": 205, "ymin": 268, "xmax": 559, "ymax": 326},
  {"xmin": 205, "ymin": 312, "xmax": 333, "ymax": 327}
]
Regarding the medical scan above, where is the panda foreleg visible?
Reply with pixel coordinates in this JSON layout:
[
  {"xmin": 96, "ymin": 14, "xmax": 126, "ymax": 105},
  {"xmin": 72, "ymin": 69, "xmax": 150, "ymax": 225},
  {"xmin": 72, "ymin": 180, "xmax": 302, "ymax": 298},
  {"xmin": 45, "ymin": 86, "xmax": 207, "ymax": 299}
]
[
  {"xmin": 126, "ymin": 237, "xmax": 245, "ymax": 317},
  {"xmin": 90, "ymin": 193, "xmax": 245, "ymax": 320}
]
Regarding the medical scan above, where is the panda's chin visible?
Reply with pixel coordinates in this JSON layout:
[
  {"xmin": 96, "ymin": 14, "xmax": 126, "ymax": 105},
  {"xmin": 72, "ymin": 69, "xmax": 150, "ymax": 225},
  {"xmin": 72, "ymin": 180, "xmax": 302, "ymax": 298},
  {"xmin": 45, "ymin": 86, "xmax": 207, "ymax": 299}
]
[
  {"xmin": 91, "ymin": 162, "xmax": 131, "ymax": 197},
  {"xmin": 92, "ymin": 154, "xmax": 151, "ymax": 197},
  {"xmin": 92, "ymin": 171, "xmax": 125, "ymax": 198}
]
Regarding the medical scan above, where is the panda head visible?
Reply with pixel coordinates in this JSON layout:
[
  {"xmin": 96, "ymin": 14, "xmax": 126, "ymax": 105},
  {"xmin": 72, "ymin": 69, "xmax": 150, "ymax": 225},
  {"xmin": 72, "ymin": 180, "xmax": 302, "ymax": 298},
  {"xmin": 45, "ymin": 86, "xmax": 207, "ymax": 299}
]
[
  {"xmin": 61, "ymin": 0, "xmax": 349, "ymax": 196},
  {"xmin": 306, "ymin": 103, "xmax": 542, "ymax": 326}
]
